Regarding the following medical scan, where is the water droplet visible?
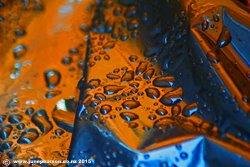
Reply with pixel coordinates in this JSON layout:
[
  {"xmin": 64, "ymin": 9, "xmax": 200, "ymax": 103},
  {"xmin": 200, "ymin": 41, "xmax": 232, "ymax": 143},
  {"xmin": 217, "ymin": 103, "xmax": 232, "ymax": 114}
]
[
  {"xmin": 153, "ymin": 76, "xmax": 175, "ymax": 87},
  {"xmin": 156, "ymin": 108, "xmax": 168, "ymax": 116},
  {"xmin": 145, "ymin": 88, "xmax": 160, "ymax": 99},
  {"xmin": 17, "ymin": 123, "xmax": 25, "ymax": 130},
  {"xmin": 55, "ymin": 129, "xmax": 65, "ymax": 136},
  {"xmin": 0, "ymin": 125, "xmax": 13, "ymax": 140},
  {"xmin": 89, "ymin": 79, "xmax": 101, "ymax": 89},
  {"xmin": 103, "ymin": 41, "xmax": 115, "ymax": 50},
  {"xmin": 182, "ymin": 103, "xmax": 198, "ymax": 117},
  {"xmin": 8, "ymin": 114, "xmax": 23, "ymax": 124},
  {"xmin": 120, "ymin": 33, "xmax": 129, "ymax": 41},
  {"xmin": 201, "ymin": 19, "xmax": 209, "ymax": 31},
  {"xmin": 94, "ymin": 93, "xmax": 106, "ymax": 101},
  {"xmin": 128, "ymin": 19, "xmax": 139, "ymax": 30},
  {"xmin": 171, "ymin": 105, "xmax": 181, "ymax": 116},
  {"xmin": 129, "ymin": 122, "xmax": 138, "ymax": 128},
  {"xmin": 104, "ymin": 85, "xmax": 125, "ymax": 95},
  {"xmin": 31, "ymin": 109, "xmax": 53, "ymax": 134},
  {"xmin": 90, "ymin": 112, "xmax": 100, "ymax": 122},
  {"xmin": 175, "ymin": 144, "xmax": 182, "ymax": 151},
  {"xmin": 69, "ymin": 48, "xmax": 79, "ymax": 55},
  {"xmin": 113, "ymin": 68, "xmax": 120, "ymax": 73},
  {"xmin": 136, "ymin": 61, "xmax": 148, "ymax": 75},
  {"xmin": 100, "ymin": 105, "xmax": 112, "ymax": 115},
  {"xmin": 14, "ymin": 28, "xmax": 26, "ymax": 37},
  {"xmin": 94, "ymin": 55, "xmax": 101, "ymax": 61},
  {"xmin": 129, "ymin": 82, "xmax": 139, "ymax": 88},
  {"xmin": 61, "ymin": 56, "xmax": 73, "ymax": 65},
  {"xmin": 143, "ymin": 68, "xmax": 155, "ymax": 80},
  {"xmin": 213, "ymin": 14, "xmax": 220, "ymax": 22},
  {"xmin": 17, "ymin": 128, "xmax": 39, "ymax": 144},
  {"xmin": 25, "ymin": 107, "xmax": 35, "ymax": 115},
  {"xmin": 120, "ymin": 112, "xmax": 139, "ymax": 122},
  {"xmin": 129, "ymin": 55, "xmax": 138, "ymax": 62},
  {"xmin": 0, "ymin": 141, "xmax": 13, "ymax": 151},
  {"xmin": 121, "ymin": 70, "xmax": 134, "ymax": 82},
  {"xmin": 44, "ymin": 70, "xmax": 61, "ymax": 88},
  {"xmin": 0, "ymin": 115, "xmax": 6, "ymax": 123},
  {"xmin": 106, "ymin": 73, "xmax": 120, "ymax": 80},
  {"xmin": 160, "ymin": 88, "xmax": 183, "ymax": 106},
  {"xmin": 148, "ymin": 114, "xmax": 157, "ymax": 120},
  {"xmin": 216, "ymin": 26, "xmax": 231, "ymax": 48},
  {"xmin": 45, "ymin": 90, "xmax": 62, "ymax": 99},
  {"xmin": 180, "ymin": 152, "xmax": 188, "ymax": 160},
  {"xmin": 13, "ymin": 44, "xmax": 27, "ymax": 59},
  {"xmin": 122, "ymin": 100, "xmax": 141, "ymax": 110},
  {"xmin": 125, "ymin": 6, "xmax": 137, "ymax": 18},
  {"xmin": 154, "ymin": 117, "xmax": 176, "ymax": 130}
]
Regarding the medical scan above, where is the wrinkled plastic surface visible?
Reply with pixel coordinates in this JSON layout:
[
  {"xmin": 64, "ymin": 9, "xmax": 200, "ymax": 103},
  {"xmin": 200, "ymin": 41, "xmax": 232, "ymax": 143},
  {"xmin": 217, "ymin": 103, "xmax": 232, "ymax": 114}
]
[{"xmin": 68, "ymin": 0, "xmax": 250, "ymax": 167}]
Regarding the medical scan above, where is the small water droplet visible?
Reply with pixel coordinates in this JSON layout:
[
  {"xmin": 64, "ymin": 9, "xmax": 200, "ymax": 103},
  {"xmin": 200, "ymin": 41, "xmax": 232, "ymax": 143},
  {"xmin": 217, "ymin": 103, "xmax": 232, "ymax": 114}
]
[
  {"xmin": 120, "ymin": 112, "xmax": 139, "ymax": 122},
  {"xmin": 156, "ymin": 108, "xmax": 168, "ymax": 116},
  {"xmin": 136, "ymin": 61, "xmax": 148, "ymax": 75},
  {"xmin": 129, "ymin": 55, "xmax": 138, "ymax": 62},
  {"xmin": 216, "ymin": 26, "xmax": 231, "ymax": 48},
  {"xmin": 44, "ymin": 70, "xmax": 61, "ymax": 88},
  {"xmin": 89, "ymin": 79, "xmax": 101, "ymax": 89},
  {"xmin": 94, "ymin": 93, "xmax": 106, "ymax": 101},
  {"xmin": 100, "ymin": 105, "xmax": 112, "ymax": 115},
  {"xmin": 13, "ymin": 44, "xmax": 27, "ymax": 59},
  {"xmin": 143, "ymin": 68, "xmax": 155, "ymax": 80}
]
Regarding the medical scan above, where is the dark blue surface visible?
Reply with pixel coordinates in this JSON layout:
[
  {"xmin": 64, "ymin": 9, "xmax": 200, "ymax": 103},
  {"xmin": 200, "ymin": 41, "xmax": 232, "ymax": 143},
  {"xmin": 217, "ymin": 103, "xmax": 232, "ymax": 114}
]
[{"xmin": 223, "ymin": 9, "xmax": 250, "ymax": 67}]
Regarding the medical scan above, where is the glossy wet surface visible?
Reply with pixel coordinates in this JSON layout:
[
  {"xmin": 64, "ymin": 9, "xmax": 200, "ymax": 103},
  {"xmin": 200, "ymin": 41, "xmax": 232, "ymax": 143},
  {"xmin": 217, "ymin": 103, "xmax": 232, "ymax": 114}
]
[{"xmin": 0, "ymin": 0, "xmax": 250, "ymax": 166}]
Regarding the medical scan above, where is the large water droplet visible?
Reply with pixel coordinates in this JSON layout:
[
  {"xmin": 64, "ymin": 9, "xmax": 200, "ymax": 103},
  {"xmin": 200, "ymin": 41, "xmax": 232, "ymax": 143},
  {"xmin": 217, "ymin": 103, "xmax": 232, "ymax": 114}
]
[
  {"xmin": 120, "ymin": 112, "xmax": 139, "ymax": 122},
  {"xmin": 17, "ymin": 128, "xmax": 39, "ymax": 144},
  {"xmin": 145, "ymin": 88, "xmax": 160, "ymax": 99},
  {"xmin": 160, "ymin": 88, "xmax": 183, "ymax": 106},
  {"xmin": 182, "ymin": 103, "xmax": 198, "ymax": 117},
  {"xmin": 104, "ymin": 85, "xmax": 125, "ymax": 95},
  {"xmin": 0, "ymin": 125, "xmax": 13, "ymax": 140},
  {"xmin": 122, "ymin": 100, "xmax": 141, "ymax": 110},
  {"xmin": 0, "ymin": 141, "xmax": 13, "ymax": 151},
  {"xmin": 8, "ymin": 114, "xmax": 23, "ymax": 124},
  {"xmin": 153, "ymin": 76, "xmax": 175, "ymax": 87}
]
